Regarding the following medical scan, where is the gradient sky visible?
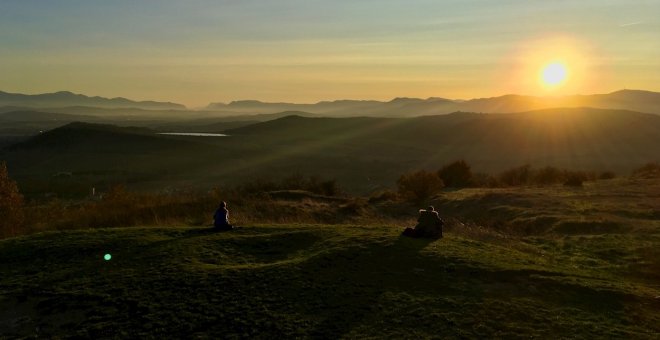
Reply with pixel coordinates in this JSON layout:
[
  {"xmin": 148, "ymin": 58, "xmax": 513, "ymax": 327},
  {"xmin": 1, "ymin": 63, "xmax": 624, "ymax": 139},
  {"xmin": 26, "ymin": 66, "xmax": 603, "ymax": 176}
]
[{"xmin": 1, "ymin": 0, "xmax": 658, "ymax": 108}]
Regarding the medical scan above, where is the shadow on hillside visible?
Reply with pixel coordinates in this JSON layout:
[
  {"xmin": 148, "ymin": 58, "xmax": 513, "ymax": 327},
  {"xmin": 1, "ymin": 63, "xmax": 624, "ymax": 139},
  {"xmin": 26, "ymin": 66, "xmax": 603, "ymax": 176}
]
[
  {"xmin": 294, "ymin": 233, "xmax": 648, "ymax": 338},
  {"xmin": 296, "ymin": 234, "xmax": 438, "ymax": 338}
]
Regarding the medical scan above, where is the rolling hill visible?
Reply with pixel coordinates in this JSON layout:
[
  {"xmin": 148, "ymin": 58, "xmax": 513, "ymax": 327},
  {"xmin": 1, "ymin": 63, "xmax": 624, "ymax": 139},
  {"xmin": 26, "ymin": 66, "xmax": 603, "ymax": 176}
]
[
  {"xmin": 226, "ymin": 108, "xmax": 660, "ymax": 172},
  {"xmin": 0, "ymin": 123, "xmax": 228, "ymax": 195},
  {"xmin": 2, "ymin": 108, "xmax": 659, "ymax": 195}
]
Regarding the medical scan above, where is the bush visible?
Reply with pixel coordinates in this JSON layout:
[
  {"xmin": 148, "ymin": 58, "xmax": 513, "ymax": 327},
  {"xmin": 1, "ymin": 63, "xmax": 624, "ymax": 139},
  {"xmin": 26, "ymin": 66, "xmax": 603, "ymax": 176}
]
[
  {"xmin": 498, "ymin": 164, "xmax": 532, "ymax": 186},
  {"xmin": 532, "ymin": 166, "xmax": 564, "ymax": 186},
  {"xmin": 438, "ymin": 160, "xmax": 473, "ymax": 188},
  {"xmin": 0, "ymin": 162, "xmax": 25, "ymax": 238},
  {"xmin": 397, "ymin": 170, "xmax": 444, "ymax": 203},
  {"xmin": 598, "ymin": 171, "xmax": 616, "ymax": 180},
  {"xmin": 563, "ymin": 171, "xmax": 587, "ymax": 187},
  {"xmin": 471, "ymin": 172, "xmax": 500, "ymax": 188}
]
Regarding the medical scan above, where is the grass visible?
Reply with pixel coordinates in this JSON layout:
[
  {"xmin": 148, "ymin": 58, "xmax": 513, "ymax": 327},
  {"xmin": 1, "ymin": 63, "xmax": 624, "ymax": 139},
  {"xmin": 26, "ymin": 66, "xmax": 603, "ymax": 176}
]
[
  {"xmin": 435, "ymin": 178, "xmax": 660, "ymax": 235},
  {"xmin": 2, "ymin": 178, "xmax": 659, "ymax": 338},
  {"xmin": 1, "ymin": 224, "xmax": 659, "ymax": 339}
]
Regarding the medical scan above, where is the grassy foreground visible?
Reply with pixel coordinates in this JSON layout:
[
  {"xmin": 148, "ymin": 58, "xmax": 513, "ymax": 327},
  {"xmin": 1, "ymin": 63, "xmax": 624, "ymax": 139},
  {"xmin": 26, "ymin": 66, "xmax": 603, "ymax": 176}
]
[{"xmin": 1, "ymin": 224, "xmax": 659, "ymax": 339}]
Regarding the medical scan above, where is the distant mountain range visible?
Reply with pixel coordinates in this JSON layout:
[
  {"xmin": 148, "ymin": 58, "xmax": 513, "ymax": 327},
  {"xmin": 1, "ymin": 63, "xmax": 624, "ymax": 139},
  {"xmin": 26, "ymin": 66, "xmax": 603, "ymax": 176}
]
[
  {"xmin": 207, "ymin": 89, "xmax": 660, "ymax": 117},
  {"xmin": 0, "ymin": 90, "xmax": 186, "ymax": 110},
  {"xmin": 2, "ymin": 89, "xmax": 660, "ymax": 119}
]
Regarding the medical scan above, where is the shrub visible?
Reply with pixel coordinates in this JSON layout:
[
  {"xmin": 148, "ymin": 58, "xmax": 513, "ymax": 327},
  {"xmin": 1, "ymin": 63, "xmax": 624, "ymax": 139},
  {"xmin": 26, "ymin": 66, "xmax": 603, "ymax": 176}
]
[
  {"xmin": 532, "ymin": 166, "xmax": 564, "ymax": 186},
  {"xmin": 396, "ymin": 170, "xmax": 444, "ymax": 203},
  {"xmin": 598, "ymin": 171, "xmax": 616, "ymax": 180},
  {"xmin": 498, "ymin": 164, "xmax": 532, "ymax": 186},
  {"xmin": 563, "ymin": 171, "xmax": 587, "ymax": 187},
  {"xmin": 471, "ymin": 172, "xmax": 500, "ymax": 188},
  {"xmin": 438, "ymin": 160, "xmax": 473, "ymax": 188},
  {"xmin": 0, "ymin": 162, "xmax": 25, "ymax": 238}
]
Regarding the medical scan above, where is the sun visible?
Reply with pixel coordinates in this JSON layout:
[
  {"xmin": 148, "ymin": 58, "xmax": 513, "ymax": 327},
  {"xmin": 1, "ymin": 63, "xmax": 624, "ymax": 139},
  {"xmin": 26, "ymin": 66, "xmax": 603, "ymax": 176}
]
[
  {"xmin": 540, "ymin": 61, "xmax": 568, "ymax": 87},
  {"xmin": 501, "ymin": 35, "xmax": 595, "ymax": 95}
]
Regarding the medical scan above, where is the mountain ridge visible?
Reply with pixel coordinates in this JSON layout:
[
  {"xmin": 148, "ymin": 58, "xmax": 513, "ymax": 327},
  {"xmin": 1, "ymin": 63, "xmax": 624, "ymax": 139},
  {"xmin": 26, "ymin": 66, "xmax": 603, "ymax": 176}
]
[
  {"xmin": 206, "ymin": 89, "xmax": 660, "ymax": 117},
  {"xmin": 3, "ymin": 89, "xmax": 660, "ymax": 118},
  {"xmin": 0, "ymin": 90, "xmax": 186, "ymax": 110}
]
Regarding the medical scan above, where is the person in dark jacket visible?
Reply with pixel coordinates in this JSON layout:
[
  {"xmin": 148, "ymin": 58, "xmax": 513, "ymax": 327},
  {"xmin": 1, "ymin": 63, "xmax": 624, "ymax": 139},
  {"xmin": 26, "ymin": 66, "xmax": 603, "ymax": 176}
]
[
  {"xmin": 213, "ymin": 201, "xmax": 233, "ymax": 230},
  {"xmin": 403, "ymin": 206, "xmax": 444, "ymax": 239}
]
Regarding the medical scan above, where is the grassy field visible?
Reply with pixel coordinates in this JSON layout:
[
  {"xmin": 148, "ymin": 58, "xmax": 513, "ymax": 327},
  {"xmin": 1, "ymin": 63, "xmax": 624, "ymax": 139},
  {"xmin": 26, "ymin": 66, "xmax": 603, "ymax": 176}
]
[{"xmin": 1, "ymin": 222, "xmax": 659, "ymax": 339}]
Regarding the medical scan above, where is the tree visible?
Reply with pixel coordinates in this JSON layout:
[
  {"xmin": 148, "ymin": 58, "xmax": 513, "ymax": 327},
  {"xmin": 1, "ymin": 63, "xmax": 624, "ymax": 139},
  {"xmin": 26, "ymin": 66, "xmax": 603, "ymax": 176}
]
[
  {"xmin": 397, "ymin": 170, "xmax": 444, "ymax": 203},
  {"xmin": 0, "ymin": 162, "xmax": 25, "ymax": 237},
  {"xmin": 438, "ymin": 160, "xmax": 473, "ymax": 188}
]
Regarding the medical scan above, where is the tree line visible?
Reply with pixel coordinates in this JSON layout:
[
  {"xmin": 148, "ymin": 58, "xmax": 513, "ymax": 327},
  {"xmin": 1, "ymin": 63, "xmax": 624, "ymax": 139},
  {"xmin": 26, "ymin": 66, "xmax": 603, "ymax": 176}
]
[{"xmin": 395, "ymin": 160, "xmax": 655, "ymax": 203}]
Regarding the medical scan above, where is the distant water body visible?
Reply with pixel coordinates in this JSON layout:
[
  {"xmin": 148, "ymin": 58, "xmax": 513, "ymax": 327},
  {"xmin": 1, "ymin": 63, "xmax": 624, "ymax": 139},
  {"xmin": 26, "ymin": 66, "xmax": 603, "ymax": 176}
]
[{"xmin": 158, "ymin": 132, "xmax": 228, "ymax": 137}]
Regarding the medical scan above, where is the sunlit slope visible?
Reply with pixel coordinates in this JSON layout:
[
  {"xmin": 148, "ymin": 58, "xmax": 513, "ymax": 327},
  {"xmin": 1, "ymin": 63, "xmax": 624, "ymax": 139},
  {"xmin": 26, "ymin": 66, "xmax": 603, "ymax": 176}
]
[
  {"xmin": 227, "ymin": 108, "xmax": 660, "ymax": 171},
  {"xmin": 1, "ymin": 225, "xmax": 658, "ymax": 338}
]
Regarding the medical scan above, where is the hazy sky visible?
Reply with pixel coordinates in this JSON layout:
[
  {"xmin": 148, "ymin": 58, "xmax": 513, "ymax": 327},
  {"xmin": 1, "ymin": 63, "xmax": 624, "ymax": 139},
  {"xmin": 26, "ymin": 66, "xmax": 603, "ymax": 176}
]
[{"xmin": 1, "ymin": 0, "xmax": 658, "ymax": 107}]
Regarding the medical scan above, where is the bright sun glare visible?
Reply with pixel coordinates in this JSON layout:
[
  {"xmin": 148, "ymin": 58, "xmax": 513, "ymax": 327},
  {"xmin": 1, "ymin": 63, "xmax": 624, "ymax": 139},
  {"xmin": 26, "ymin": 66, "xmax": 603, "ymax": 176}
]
[{"xmin": 540, "ymin": 62, "xmax": 568, "ymax": 87}]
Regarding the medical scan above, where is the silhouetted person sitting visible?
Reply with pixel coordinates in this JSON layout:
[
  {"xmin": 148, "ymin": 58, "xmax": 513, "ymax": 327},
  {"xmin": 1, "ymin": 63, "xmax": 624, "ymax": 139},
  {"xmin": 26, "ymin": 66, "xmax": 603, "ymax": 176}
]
[
  {"xmin": 213, "ymin": 201, "xmax": 234, "ymax": 230},
  {"xmin": 403, "ymin": 206, "xmax": 444, "ymax": 239}
]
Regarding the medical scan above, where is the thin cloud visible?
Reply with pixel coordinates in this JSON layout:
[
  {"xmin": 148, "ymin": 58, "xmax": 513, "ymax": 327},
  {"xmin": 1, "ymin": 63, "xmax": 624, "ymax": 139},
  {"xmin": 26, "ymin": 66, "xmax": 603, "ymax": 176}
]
[{"xmin": 619, "ymin": 21, "xmax": 644, "ymax": 27}]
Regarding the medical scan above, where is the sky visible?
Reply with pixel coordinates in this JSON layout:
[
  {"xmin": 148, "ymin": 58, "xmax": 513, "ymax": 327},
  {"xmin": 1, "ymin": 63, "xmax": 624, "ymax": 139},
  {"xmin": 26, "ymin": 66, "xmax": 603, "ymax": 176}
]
[{"xmin": 1, "ymin": 0, "xmax": 658, "ymax": 108}]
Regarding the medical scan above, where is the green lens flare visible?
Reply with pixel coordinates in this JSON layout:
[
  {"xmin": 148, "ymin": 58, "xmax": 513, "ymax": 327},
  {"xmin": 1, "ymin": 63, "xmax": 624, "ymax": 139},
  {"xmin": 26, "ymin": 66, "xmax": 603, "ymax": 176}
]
[{"xmin": 104, "ymin": 254, "xmax": 112, "ymax": 261}]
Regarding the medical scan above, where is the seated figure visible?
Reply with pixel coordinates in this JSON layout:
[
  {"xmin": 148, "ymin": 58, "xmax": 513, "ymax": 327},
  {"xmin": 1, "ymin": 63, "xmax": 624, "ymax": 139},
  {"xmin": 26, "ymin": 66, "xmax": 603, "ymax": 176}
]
[
  {"xmin": 403, "ymin": 206, "xmax": 444, "ymax": 239},
  {"xmin": 213, "ymin": 201, "xmax": 234, "ymax": 230}
]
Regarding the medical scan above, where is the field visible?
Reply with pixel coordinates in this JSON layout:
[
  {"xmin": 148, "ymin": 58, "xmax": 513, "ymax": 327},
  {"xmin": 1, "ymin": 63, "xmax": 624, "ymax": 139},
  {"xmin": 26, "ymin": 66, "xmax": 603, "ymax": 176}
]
[{"xmin": 1, "ymin": 179, "xmax": 659, "ymax": 338}]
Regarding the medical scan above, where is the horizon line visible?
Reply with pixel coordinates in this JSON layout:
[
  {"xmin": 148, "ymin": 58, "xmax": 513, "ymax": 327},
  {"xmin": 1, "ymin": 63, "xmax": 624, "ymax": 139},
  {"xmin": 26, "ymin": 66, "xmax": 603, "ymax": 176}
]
[{"xmin": 2, "ymin": 88, "xmax": 658, "ymax": 109}]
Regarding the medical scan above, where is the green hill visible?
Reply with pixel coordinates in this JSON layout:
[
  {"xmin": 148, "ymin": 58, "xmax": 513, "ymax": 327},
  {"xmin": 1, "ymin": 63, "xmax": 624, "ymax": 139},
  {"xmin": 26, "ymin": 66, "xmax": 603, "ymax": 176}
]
[
  {"xmin": 0, "ymin": 123, "xmax": 228, "ymax": 195},
  {"xmin": 1, "ymin": 223, "xmax": 658, "ymax": 338}
]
